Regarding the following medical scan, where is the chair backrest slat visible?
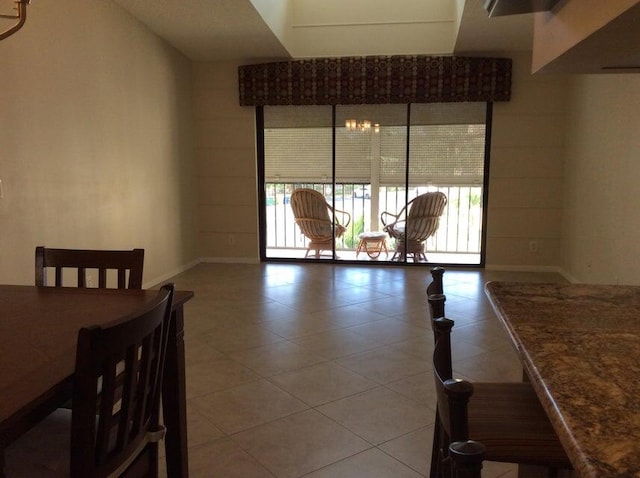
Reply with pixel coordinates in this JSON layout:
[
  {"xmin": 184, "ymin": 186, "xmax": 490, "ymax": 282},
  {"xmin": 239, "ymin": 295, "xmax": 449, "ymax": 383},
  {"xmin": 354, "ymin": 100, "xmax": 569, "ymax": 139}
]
[
  {"xmin": 35, "ymin": 246, "xmax": 144, "ymax": 289},
  {"xmin": 382, "ymin": 192, "xmax": 447, "ymax": 247},
  {"xmin": 409, "ymin": 191, "xmax": 447, "ymax": 217}
]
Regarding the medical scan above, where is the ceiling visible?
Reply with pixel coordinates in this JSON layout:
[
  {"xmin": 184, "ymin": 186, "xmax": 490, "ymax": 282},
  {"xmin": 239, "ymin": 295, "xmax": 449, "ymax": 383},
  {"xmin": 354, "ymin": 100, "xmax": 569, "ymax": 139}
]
[
  {"xmin": 111, "ymin": 0, "xmax": 289, "ymax": 61},
  {"xmin": 111, "ymin": 0, "xmax": 534, "ymax": 62}
]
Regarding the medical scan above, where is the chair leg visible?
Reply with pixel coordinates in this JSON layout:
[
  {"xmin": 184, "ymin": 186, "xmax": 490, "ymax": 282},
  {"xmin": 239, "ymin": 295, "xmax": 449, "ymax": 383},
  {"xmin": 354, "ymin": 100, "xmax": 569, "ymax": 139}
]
[
  {"xmin": 449, "ymin": 441, "xmax": 485, "ymax": 478},
  {"xmin": 430, "ymin": 414, "xmax": 442, "ymax": 478},
  {"xmin": 430, "ymin": 416, "xmax": 452, "ymax": 478}
]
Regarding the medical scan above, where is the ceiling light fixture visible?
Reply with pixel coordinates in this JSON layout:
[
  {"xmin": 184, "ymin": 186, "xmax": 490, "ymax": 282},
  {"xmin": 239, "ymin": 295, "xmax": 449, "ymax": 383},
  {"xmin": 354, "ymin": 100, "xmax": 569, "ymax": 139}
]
[
  {"xmin": 345, "ymin": 119, "xmax": 380, "ymax": 133},
  {"xmin": 1, "ymin": 0, "xmax": 30, "ymax": 41}
]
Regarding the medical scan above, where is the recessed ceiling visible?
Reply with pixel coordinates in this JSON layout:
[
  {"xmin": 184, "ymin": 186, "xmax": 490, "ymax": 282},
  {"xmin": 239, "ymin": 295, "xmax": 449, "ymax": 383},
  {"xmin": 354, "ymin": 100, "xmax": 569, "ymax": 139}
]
[
  {"xmin": 112, "ymin": 0, "xmax": 533, "ymax": 62},
  {"xmin": 111, "ymin": 0, "xmax": 290, "ymax": 62}
]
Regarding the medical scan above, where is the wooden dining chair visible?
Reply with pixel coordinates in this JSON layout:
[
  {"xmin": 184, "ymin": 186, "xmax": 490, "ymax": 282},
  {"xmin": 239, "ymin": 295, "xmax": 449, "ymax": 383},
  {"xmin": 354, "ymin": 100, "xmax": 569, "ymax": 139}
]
[
  {"xmin": 35, "ymin": 246, "xmax": 144, "ymax": 289},
  {"xmin": 430, "ymin": 317, "xmax": 572, "ymax": 478},
  {"xmin": 4, "ymin": 283, "xmax": 175, "ymax": 478}
]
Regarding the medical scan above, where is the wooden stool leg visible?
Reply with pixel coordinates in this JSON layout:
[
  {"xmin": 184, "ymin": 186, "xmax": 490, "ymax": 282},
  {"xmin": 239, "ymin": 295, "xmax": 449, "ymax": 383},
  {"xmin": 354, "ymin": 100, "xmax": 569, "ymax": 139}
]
[{"xmin": 449, "ymin": 440, "xmax": 486, "ymax": 478}]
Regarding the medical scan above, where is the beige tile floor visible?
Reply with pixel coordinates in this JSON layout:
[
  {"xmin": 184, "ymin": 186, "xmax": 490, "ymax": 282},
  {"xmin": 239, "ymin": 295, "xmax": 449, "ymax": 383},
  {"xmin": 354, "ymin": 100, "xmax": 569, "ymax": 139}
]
[{"xmin": 160, "ymin": 263, "xmax": 566, "ymax": 478}]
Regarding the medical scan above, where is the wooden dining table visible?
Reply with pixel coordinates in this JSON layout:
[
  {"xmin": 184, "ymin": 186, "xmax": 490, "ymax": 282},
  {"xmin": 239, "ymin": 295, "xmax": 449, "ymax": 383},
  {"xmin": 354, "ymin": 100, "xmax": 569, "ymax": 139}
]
[
  {"xmin": 0, "ymin": 284, "xmax": 194, "ymax": 477},
  {"xmin": 485, "ymin": 281, "xmax": 640, "ymax": 478}
]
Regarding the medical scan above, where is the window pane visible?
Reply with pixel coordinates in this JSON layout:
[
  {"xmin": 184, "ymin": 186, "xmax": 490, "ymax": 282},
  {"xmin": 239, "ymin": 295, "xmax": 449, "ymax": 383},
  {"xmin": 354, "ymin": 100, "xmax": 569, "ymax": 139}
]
[
  {"xmin": 261, "ymin": 102, "xmax": 487, "ymax": 265},
  {"xmin": 336, "ymin": 104, "xmax": 407, "ymax": 235}
]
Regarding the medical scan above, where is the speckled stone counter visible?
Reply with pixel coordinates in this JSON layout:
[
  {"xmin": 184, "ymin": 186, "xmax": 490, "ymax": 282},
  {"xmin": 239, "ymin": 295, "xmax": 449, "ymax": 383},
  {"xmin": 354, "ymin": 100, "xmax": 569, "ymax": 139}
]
[{"xmin": 485, "ymin": 281, "xmax": 640, "ymax": 478}]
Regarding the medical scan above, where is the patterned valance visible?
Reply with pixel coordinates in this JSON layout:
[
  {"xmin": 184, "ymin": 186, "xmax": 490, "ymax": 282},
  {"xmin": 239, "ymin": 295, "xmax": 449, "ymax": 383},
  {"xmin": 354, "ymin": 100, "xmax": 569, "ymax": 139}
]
[{"xmin": 238, "ymin": 55, "xmax": 511, "ymax": 106}]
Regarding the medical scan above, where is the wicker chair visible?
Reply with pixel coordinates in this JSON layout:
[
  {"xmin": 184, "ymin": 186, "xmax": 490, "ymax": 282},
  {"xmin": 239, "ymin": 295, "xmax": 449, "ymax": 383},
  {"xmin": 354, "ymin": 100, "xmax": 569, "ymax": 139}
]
[
  {"xmin": 290, "ymin": 188, "xmax": 351, "ymax": 258},
  {"xmin": 381, "ymin": 191, "xmax": 447, "ymax": 261}
]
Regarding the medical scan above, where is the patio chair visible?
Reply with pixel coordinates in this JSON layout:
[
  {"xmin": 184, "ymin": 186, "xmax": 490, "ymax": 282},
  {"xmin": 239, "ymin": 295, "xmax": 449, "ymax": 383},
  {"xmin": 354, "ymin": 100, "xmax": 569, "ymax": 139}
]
[
  {"xmin": 381, "ymin": 191, "xmax": 447, "ymax": 262},
  {"xmin": 290, "ymin": 188, "xmax": 351, "ymax": 258}
]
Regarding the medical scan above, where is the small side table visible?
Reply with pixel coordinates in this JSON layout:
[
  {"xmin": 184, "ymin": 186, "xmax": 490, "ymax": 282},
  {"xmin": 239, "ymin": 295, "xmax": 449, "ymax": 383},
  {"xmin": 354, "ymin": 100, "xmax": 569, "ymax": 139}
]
[{"xmin": 356, "ymin": 231, "xmax": 389, "ymax": 259}]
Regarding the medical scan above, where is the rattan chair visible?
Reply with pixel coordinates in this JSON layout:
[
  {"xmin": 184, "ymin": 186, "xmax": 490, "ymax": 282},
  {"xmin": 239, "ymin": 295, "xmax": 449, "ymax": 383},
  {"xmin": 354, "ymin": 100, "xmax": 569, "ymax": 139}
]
[
  {"xmin": 290, "ymin": 188, "xmax": 351, "ymax": 258},
  {"xmin": 381, "ymin": 191, "xmax": 447, "ymax": 261}
]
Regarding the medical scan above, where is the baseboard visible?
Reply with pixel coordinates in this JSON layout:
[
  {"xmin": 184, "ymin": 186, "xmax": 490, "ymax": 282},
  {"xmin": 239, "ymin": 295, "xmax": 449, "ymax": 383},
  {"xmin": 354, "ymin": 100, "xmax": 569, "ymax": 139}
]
[
  {"xmin": 484, "ymin": 264, "xmax": 578, "ymax": 283},
  {"xmin": 557, "ymin": 268, "xmax": 579, "ymax": 283},
  {"xmin": 484, "ymin": 264, "xmax": 562, "ymax": 273},
  {"xmin": 200, "ymin": 256, "xmax": 261, "ymax": 265}
]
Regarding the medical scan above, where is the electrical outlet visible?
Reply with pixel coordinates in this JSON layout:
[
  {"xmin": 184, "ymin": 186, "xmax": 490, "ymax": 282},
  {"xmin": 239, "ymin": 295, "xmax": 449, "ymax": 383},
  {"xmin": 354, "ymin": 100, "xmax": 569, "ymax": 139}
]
[
  {"xmin": 528, "ymin": 240, "xmax": 538, "ymax": 253},
  {"xmin": 227, "ymin": 234, "xmax": 236, "ymax": 245}
]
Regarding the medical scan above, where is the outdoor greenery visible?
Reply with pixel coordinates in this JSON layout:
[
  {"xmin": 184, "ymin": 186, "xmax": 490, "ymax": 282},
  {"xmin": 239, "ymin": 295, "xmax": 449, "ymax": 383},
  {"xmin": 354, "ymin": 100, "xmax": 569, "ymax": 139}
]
[{"xmin": 344, "ymin": 215, "xmax": 365, "ymax": 249}]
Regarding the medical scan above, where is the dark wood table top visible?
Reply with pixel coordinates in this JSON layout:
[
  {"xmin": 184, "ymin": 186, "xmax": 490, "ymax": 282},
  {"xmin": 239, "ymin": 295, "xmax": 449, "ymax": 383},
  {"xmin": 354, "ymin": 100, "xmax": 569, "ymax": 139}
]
[
  {"xmin": 0, "ymin": 285, "xmax": 193, "ymax": 442},
  {"xmin": 485, "ymin": 281, "xmax": 640, "ymax": 478}
]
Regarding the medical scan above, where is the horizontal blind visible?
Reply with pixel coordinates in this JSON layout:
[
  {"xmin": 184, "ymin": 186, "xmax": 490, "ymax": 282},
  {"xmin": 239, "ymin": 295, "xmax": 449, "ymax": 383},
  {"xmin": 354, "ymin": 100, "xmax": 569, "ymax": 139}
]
[
  {"xmin": 380, "ymin": 103, "xmax": 486, "ymax": 186},
  {"xmin": 408, "ymin": 124, "xmax": 486, "ymax": 185},
  {"xmin": 265, "ymin": 127, "xmax": 333, "ymax": 182},
  {"xmin": 264, "ymin": 105, "xmax": 333, "ymax": 182},
  {"xmin": 264, "ymin": 128, "xmax": 374, "ymax": 183},
  {"xmin": 379, "ymin": 127, "xmax": 407, "ymax": 186},
  {"xmin": 336, "ymin": 130, "xmax": 371, "ymax": 182},
  {"xmin": 264, "ymin": 103, "xmax": 486, "ymax": 185}
]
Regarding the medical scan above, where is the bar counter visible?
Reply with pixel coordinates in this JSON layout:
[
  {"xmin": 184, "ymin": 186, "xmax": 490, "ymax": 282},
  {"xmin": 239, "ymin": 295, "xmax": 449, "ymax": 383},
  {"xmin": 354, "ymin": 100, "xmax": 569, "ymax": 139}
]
[{"xmin": 485, "ymin": 281, "xmax": 640, "ymax": 478}]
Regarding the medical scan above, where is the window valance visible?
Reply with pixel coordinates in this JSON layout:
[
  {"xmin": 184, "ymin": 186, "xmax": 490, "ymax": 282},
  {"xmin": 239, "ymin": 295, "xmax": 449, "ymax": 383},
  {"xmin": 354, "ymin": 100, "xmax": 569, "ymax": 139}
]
[{"xmin": 238, "ymin": 55, "xmax": 511, "ymax": 106}]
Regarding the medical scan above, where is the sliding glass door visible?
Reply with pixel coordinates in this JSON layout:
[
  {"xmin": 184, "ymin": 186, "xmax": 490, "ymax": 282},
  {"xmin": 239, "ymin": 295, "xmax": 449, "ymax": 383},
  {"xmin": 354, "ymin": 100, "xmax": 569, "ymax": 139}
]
[{"xmin": 259, "ymin": 102, "xmax": 489, "ymax": 266}]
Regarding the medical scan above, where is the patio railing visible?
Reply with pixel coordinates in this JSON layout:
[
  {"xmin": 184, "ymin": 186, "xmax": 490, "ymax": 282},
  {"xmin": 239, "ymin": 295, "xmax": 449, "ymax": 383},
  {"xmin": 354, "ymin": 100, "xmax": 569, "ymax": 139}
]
[{"xmin": 265, "ymin": 183, "xmax": 483, "ymax": 256}]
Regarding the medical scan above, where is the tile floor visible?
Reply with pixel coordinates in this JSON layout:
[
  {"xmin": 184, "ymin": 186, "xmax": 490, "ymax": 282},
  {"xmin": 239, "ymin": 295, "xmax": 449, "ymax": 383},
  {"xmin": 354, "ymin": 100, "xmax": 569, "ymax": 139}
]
[{"xmin": 160, "ymin": 262, "xmax": 566, "ymax": 478}]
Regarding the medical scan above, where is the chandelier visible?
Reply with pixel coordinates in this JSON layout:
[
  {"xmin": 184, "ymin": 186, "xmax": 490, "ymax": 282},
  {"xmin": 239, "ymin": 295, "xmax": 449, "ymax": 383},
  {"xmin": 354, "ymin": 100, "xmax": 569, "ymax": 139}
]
[
  {"xmin": 1, "ymin": 0, "xmax": 30, "ymax": 41},
  {"xmin": 345, "ymin": 119, "xmax": 380, "ymax": 133}
]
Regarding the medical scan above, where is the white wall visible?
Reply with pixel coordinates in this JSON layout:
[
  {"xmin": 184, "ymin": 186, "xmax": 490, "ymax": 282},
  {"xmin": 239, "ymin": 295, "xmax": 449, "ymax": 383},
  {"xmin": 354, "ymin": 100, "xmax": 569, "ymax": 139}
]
[
  {"xmin": 562, "ymin": 74, "xmax": 640, "ymax": 284},
  {"xmin": 193, "ymin": 62, "xmax": 260, "ymax": 262},
  {"xmin": 0, "ymin": 0, "xmax": 198, "ymax": 285},
  {"xmin": 486, "ymin": 51, "xmax": 569, "ymax": 270}
]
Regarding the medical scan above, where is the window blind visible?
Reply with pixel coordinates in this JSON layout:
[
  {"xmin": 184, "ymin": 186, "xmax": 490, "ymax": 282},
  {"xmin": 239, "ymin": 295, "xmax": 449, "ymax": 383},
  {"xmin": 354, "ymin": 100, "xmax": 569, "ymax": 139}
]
[{"xmin": 263, "ymin": 103, "xmax": 486, "ymax": 186}]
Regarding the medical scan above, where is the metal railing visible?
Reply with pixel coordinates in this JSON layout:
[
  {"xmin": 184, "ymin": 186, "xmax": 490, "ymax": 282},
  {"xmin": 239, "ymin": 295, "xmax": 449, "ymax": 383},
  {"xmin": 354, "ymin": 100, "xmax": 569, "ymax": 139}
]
[{"xmin": 265, "ymin": 183, "xmax": 483, "ymax": 257}]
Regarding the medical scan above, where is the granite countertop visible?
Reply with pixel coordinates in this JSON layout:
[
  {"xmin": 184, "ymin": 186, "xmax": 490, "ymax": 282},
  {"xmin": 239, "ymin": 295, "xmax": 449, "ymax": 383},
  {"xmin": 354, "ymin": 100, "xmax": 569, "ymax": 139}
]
[{"xmin": 485, "ymin": 281, "xmax": 640, "ymax": 478}]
